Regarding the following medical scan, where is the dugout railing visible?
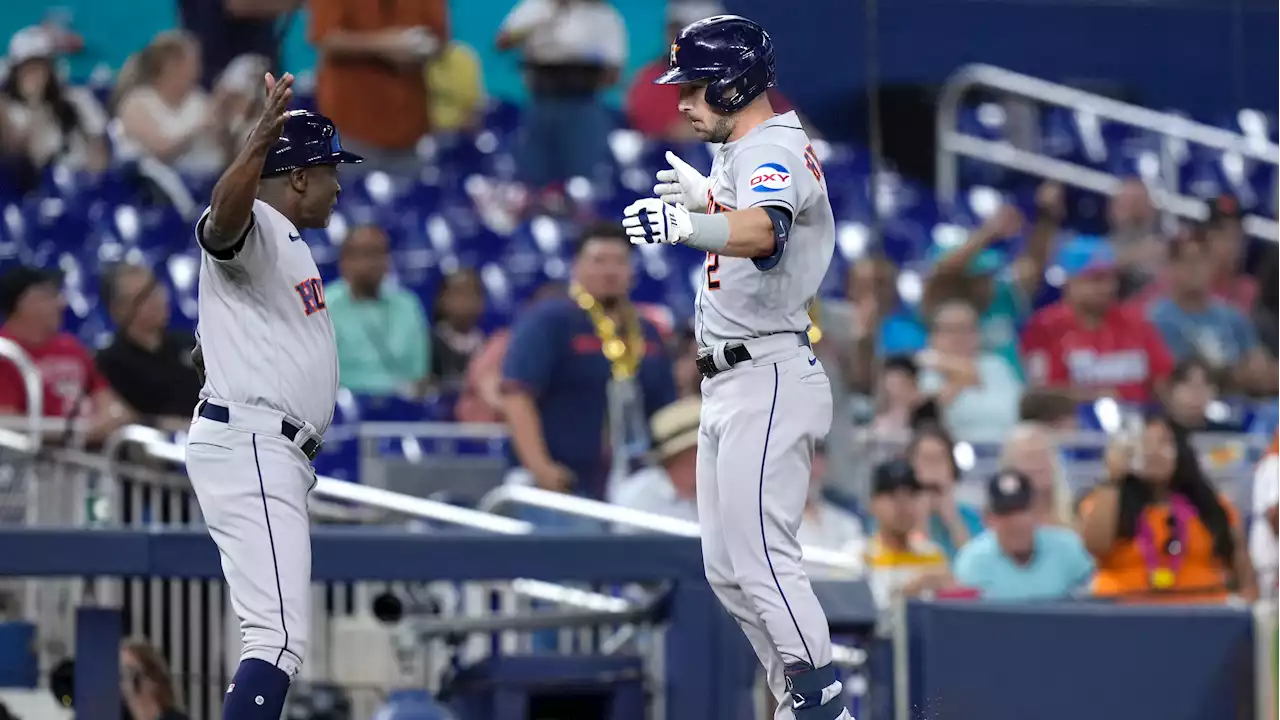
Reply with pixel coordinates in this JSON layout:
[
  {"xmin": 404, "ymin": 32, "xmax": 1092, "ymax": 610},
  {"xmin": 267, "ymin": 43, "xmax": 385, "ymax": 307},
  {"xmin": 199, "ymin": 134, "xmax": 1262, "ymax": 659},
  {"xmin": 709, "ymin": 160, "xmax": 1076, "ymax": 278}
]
[{"xmin": 935, "ymin": 63, "xmax": 1280, "ymax": 242}]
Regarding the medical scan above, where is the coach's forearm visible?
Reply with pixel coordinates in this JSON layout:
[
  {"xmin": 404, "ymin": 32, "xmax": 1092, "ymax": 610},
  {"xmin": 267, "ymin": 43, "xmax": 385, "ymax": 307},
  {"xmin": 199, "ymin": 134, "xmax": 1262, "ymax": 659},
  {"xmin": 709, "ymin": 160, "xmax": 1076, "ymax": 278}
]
[
  {"xmin": 500, "ymin": 389, "xmax": 556, "ymax": 474},
  {"xmin": 686, "ymin": 208, "xmax": 776, "ymax": 258},
  {"xmin": 204, "ymin": 138, "xmax": 270, "ymax": 250}
]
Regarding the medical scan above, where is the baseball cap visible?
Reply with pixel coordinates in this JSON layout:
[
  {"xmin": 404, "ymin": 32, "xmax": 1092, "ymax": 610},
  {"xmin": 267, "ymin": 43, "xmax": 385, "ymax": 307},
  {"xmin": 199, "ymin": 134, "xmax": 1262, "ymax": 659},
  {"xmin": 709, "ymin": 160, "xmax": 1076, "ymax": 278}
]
[
  {"xmin": 0, "ymin": 266, "xmax": 62, "ymax": 317},
  {"xmin": 1053, "ymin": 235, "xmax": 1117, "ymax": 280},
  {"xmin": 986, "ymin": 470, "xmax": 1035, "ymax": 515},
  {"xmin": 871, "ymin": 459, "xmax": 922, "ymax": 496},
  {"xmin": 7, "ymin": 26, "xmax": 55, "ymax": 66},
  {"xmin": 1206, "ymin": 194, "xmax": 1242, "ymax": 225},
  {"xmin": 927, "ymin": 244, "xmax": 1004, "ymax": 276},
  {"xmin": 650, "ymin": 397, "xmax": 701, "ymax": 462}
]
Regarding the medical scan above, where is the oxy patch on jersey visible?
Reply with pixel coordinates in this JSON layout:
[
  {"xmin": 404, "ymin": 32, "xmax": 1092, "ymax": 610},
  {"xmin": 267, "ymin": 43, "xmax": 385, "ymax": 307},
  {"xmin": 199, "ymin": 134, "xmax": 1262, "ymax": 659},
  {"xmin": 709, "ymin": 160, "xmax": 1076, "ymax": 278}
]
[{"xmin": 749, "ymin": 162, "xmax": 792, "ymax": 193}]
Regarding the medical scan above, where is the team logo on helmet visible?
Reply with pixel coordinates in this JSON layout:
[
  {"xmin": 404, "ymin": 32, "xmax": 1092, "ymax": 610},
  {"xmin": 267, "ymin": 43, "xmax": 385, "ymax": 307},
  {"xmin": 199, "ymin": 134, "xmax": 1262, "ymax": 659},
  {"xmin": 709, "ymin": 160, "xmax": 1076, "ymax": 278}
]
[{"xmin": 669, "ymin": 42, "xmax": 679, "ymax": 65}]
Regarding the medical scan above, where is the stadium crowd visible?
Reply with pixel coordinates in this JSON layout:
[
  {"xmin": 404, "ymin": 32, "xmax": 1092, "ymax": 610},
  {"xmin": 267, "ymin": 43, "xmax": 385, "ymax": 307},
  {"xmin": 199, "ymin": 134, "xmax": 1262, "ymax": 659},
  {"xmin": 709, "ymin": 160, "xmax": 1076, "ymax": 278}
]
[{"xmin": 0, "ymin": 1, "xmax": 1275, "ymax": 699}]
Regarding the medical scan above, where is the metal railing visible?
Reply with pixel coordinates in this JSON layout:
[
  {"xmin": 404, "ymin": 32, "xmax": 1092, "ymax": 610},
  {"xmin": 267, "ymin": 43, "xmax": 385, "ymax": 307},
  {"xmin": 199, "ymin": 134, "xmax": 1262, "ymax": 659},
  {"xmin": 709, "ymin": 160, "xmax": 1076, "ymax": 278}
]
[
  {"xmin": 0, "ymin": 338, "xmax": 44, "ymax": 454},
  {"xmin": 936, "ymin": 63, "xmax": 1280, "ymax": 242},
  {"xmin": 478, "ymin": 484, "xmax": 865, "ymax": 578}
]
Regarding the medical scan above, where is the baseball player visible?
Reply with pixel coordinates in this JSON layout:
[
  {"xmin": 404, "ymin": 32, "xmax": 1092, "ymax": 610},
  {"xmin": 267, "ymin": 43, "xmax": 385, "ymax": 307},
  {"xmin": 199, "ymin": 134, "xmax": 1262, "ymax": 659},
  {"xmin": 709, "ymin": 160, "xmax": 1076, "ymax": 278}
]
[
  {"xmin": 622, "ymin": 16, "xmax": 848, "ymax": 720},
  {"xmin": 184, "ymin": 72, "xmax": 362, "ymax": 720}
]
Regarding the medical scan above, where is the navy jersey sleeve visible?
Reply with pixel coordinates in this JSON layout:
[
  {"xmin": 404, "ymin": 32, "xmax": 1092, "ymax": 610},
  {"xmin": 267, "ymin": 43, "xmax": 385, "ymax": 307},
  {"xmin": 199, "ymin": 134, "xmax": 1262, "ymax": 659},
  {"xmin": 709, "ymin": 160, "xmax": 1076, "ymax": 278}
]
[
  {"xmin": 501, "ymin": 301, "xmax": 567, "ymax": 397},
  {"xmin": 639, "ymin": 322, "xmax": 677, "ymax": 417}
]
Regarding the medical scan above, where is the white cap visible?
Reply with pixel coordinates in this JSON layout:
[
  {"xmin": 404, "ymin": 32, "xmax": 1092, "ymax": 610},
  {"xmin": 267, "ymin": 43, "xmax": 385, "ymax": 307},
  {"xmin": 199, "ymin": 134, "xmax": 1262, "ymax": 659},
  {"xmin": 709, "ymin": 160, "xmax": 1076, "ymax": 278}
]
[
  {"xmin": 667, "ymin": 1, "xmax": 726, "ymax": 27},
  {"xmin": 8, "ymin": 26, "xmax": 55, "ymax": 65}
]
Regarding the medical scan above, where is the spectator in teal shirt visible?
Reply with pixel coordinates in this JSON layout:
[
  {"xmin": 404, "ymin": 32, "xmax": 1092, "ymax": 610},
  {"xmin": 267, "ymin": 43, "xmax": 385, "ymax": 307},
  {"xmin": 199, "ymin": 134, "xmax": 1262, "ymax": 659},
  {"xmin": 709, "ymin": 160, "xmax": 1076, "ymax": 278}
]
[
  {"xmin": 907, "ymin": 424, "xmax": 984, "ymax": 558},
  {"xmin": 954, "ymin": 471, "xmax": 1094, "ymax": 601},
  {"xmin": 922, "ymin": 182, "xmax": 1065, "ymax": 378},
  {"xmin": 325, "ymin": 225, "xmax": 430, "ymax": 396}
]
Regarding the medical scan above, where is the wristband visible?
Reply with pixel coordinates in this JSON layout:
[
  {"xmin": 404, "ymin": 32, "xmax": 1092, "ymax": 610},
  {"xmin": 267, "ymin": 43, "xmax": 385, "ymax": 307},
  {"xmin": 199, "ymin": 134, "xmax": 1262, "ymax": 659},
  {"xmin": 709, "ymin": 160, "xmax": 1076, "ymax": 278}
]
[{"xmin": 683, "ymin": 213, "xmax": 731, "ymax": 252}]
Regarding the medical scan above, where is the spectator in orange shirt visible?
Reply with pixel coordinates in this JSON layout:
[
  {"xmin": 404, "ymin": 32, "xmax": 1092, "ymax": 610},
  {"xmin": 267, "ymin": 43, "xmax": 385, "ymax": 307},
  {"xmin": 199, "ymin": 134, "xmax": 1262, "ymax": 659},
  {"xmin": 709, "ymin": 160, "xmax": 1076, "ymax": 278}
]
[
  {"xmin": 0, "ymin": 267, "xmax": 133, "ymax": 443},
  {"xmin": 309, "ymin": 0, "xmax": 447, "ymax": 173},
  {"xmin": 1077, "ymin": 412, "xmax": 1256, "ymax": 603},
  {"xmin": 625, "ymin": 1, "xmax": 795, "ymax": 141}
]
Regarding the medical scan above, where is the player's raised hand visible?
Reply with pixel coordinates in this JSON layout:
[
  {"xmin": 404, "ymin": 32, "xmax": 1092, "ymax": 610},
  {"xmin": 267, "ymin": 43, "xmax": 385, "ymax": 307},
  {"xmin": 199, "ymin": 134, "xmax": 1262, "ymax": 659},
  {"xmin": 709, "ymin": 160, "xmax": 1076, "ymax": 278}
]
[
  {"xmin": 654, "ymin": 151, "xmax": 710, "ymax": 210},
  {"xmin": 623, "ymin": 198, "xmax": 692, "ymax": 246},
  {"xmin": 247, "ymin": 72, "xmax": 294, "ymax": 151}
]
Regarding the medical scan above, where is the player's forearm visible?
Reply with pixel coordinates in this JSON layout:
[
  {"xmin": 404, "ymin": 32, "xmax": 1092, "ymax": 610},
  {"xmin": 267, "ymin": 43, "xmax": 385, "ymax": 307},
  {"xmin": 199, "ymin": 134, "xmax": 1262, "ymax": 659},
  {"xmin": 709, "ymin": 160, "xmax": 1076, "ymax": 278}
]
[
  {"xmin": 204, "ymin": 137, "xmax": 271, "ymax": 250},
  {"xmin": 685, "ymin": 208, "xmax": 777, "ymax": 259},
  {"xmin": 500, "ymin": 389, "xmax": 556, "ymax": 473}
]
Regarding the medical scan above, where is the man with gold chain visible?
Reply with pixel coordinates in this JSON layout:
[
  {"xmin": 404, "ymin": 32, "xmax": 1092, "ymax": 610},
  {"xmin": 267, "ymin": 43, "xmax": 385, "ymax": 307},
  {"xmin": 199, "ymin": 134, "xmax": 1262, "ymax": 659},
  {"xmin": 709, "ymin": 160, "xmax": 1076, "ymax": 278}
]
[
  {"xmin": 499, "ymin": 222, "xmax": 676, "ymax": 517},
  {"xmin": 621, "ymin": 15, "xmax": 849, "ymax": 720}
]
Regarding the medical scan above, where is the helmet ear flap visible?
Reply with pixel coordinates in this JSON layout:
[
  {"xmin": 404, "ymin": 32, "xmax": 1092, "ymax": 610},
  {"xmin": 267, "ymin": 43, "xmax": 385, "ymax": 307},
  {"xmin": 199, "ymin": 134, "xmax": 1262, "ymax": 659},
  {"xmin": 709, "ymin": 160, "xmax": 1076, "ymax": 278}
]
[{"xmin": 702, "ymin": 45, "xmax": 770, "ymax": 113}]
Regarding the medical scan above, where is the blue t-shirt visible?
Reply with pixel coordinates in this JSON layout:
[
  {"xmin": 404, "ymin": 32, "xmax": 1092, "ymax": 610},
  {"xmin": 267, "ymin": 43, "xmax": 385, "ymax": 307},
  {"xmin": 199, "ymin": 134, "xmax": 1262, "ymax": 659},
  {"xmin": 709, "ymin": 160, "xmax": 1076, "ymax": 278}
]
[
  {"xmin": 953, "ymin": 526, "xmax": 1095, "ymax": 601},
  {"xmin": 501, "ymin": 298, "xmax": 676, "ymax": 500},
  {"xmin": 1147, "ymin": 298, "xmax": 1258, "ymax": 367}
]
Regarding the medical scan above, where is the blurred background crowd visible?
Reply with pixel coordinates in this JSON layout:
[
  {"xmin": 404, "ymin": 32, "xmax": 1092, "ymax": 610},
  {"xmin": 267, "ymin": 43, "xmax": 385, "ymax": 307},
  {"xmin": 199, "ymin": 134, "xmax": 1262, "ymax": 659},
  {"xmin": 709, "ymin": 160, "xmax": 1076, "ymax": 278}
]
[{"xmin": 0, "ymin": 0, "xmax": 1275, "ymax": 718}]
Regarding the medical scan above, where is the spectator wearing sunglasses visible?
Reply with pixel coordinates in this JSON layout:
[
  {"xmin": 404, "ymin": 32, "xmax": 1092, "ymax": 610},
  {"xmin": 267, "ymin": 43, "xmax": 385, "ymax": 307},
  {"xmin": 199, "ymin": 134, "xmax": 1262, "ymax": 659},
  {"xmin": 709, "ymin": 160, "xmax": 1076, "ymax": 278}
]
[{"xmin": 1076, "ymin": 412, "xmax": 1256, "ymax": 603}]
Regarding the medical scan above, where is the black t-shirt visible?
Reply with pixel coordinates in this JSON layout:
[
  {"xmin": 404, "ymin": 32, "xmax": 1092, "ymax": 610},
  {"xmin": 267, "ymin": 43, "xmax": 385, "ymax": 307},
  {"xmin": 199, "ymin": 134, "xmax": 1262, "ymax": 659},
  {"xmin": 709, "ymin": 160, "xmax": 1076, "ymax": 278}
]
[
  {"xmin": 96, "ymin": 332, "xmax": 202, "ymax": 418},
  {"xmin": 178, "ymin": 0, "xmax": 285, "ymax": 88}
]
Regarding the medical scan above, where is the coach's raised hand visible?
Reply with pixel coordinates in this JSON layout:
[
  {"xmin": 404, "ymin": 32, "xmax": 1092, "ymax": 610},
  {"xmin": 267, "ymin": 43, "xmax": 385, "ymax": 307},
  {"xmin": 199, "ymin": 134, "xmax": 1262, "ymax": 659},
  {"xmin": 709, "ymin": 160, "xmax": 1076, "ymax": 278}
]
[
  {"xmin": 248, "ymin": 72, "xmax": 295, "ymax": 151},
  {"xmin": 204, "ymin": 71, "xmax": 295, "ymax": 253}
]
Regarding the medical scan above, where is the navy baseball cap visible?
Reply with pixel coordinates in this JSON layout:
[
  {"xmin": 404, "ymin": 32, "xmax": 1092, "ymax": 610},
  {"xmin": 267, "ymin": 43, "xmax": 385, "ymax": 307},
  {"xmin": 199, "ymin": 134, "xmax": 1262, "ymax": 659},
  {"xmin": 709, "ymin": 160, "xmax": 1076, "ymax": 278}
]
[
  {"xmin": 987, "ymin": 470, "xmax": 1035, "ymax": 515},
  {"xmin": 872, "ymin": 459, "xmax": 922, "ymax": 495}
]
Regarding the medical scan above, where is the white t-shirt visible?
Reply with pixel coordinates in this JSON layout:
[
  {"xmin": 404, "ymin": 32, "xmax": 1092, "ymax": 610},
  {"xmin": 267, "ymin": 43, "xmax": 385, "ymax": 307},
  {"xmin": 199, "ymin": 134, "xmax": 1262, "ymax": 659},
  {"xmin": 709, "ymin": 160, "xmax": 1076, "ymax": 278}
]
[
  {"xmin": 1249, "ymin": 451, "xmax": 1279, "ymax": 597},
  {"xmin": 116, "ymin": 86, "xmax": 226, "ymax": 175},
  {"xmin": 798, "ymin": 502, "xmax": 866, "ymax": 579},
  {"xmin": 0, "ymin": 87, "xmax": 106, "ymax": 169},
  {"xmin": 610, "ymin": 466, "xmax": 698, "ymax": 530},
  {"xmin": 500, "ymin": 0, "xmax": 628, "ymax": 66}
]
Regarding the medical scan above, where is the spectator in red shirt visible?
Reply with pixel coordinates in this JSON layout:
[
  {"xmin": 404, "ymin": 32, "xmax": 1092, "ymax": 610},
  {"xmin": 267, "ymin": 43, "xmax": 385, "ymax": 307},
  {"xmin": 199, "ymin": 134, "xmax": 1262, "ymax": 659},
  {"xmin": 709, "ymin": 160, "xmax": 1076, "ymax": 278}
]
[
  {"xmin": 625, "ymin": 1, "xmax": 795, "ymax": 141},
  {"xmin": 0, "ymin": 266, "xmax": 132, "ymax": 442},
  {"xmin": 1021, "ymin": 237, "xmax": 1173, "ymax": 405}
]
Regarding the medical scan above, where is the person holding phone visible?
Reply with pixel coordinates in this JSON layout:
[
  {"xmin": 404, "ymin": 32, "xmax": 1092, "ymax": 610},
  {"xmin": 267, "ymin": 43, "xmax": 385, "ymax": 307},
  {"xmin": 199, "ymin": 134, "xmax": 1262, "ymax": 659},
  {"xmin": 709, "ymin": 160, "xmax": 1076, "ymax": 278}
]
[{"xmin": 1076, "ymin": 412, "xmax": 1257, "ymax": 603}]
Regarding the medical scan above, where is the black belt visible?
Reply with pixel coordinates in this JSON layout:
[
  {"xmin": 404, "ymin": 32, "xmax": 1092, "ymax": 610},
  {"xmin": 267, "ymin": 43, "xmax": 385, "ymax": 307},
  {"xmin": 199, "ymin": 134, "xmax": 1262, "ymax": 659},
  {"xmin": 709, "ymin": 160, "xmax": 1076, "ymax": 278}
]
[
  {"xmin": 198, "ymin": 401, "xmax": 322, "ymax": 461},
  {"xmin": 696, "ymin": 332, "xmax": 811, "ymax": 379}
]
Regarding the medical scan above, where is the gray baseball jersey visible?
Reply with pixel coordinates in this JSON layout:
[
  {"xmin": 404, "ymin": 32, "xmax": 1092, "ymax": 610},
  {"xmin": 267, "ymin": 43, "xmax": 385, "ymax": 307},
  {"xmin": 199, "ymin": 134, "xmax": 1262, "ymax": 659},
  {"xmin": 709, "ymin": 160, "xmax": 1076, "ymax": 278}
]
[
  {"xmin": 195, "ymin": 199, "xmax": 339, "ymax": 433},
  {"xmin": 694, "ymin": 110, "xmax": 834, "ymax": 346}
]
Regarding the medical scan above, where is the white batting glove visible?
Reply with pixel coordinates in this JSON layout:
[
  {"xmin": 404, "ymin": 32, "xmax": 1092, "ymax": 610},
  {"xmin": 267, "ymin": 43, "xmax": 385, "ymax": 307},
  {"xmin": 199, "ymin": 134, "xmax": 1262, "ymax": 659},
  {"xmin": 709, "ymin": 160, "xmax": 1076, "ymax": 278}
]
[
  {"xmin": 653, "ymin": 151, "xmax": 710, "ymax": 210},
  {"xmin": 622, "ymin": 198, "xmax": 693, "ymax": 246}
]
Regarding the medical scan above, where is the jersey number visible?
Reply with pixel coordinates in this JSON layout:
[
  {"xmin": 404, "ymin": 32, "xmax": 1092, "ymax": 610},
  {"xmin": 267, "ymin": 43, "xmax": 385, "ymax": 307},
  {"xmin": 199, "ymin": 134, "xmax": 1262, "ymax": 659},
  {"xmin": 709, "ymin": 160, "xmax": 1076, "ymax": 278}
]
[
  {"xmin": 295, "ymin": 277, "xmax": 327, "ymax": 316},
  {"xmin": 803, "ymin": 144, "xmax": 824, "ymax": 183},
  {"xmin": 705, "ymin": 253, "xmax": 721, "ymax": 290}
]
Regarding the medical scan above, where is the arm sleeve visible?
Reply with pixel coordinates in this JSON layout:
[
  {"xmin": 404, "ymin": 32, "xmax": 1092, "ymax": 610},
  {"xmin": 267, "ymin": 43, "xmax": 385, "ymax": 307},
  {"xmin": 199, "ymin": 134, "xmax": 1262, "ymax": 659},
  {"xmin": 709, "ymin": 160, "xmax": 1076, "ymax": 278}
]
[
  {"xmin": 1140, "ymin": 317, "xmax": 1175, "ymax": 384},
  {"xmin": 731, "ymin": 143, "xmax": 814, "ymax": 219},
  {"xmin": 195, "ymin": 203, "xmax": 271, "ymax": 276},
  {"xmin": 1231, "ymin": 310, "xmax": 1260, "ymax": 355},
  {"xmin": 405, "ymin": 294, "xmax": 431, "ymax": 381},
  {"xmin": 500, "ymin": 305, "xmax": 562, "ymax": 397},
  {"xmin": 0, "ymin": 360, "xmax": 28, "ymax": 411},
  {"xmin": 951, "ymin": 545, "xmax": 982, "ymax": 589},
  {"xmin": 1020, "ymin": 312, "xmax": 1065, "ymax": 387}
]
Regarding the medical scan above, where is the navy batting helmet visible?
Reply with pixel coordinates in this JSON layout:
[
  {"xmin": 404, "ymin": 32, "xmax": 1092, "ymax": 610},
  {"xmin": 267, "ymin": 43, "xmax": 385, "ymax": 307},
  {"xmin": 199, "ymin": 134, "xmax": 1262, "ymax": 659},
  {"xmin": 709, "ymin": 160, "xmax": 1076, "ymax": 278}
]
[
  {"xmin": 261, "ymin": 110, "xmax": 364, "ymax": 178},
  {"xmin": 653, "ymin": 15, "xmax": 776, "ymax": 114}
]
